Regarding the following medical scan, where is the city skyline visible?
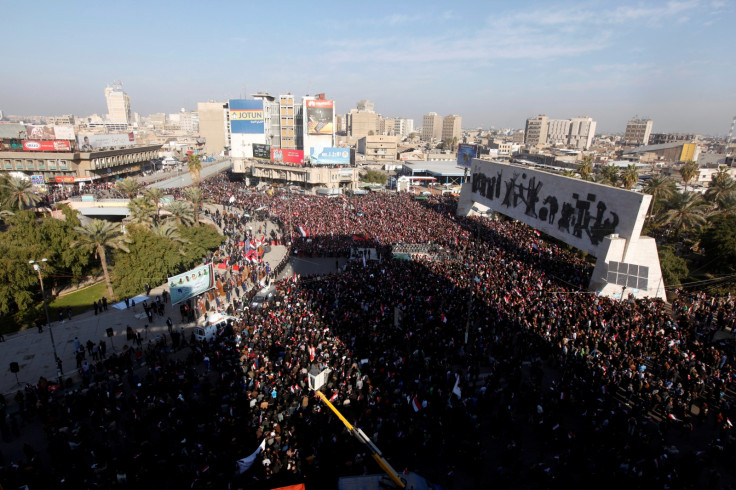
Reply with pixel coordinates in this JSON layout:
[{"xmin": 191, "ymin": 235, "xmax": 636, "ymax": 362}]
[{"xmin": 2, "ymin": 0, "xmax": 734, "ymax": 135}]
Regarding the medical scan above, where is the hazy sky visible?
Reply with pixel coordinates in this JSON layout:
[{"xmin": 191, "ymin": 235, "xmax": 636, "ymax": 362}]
[{"xmin": 3, "ymin": 0, "xmax": 734, "ymax": 135}]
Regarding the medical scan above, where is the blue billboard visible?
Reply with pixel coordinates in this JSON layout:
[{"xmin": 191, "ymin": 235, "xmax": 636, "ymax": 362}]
[
  {"xmin": 457, "ymin": 143, "xmax": 478, "ymax": 167},
  {"xmin": 229, "ymin": 100, "xmax": 264, "ymax": 134},
  {"xmin": 310, "ymin": 147, "xmax": 351, "ymax": 165}
]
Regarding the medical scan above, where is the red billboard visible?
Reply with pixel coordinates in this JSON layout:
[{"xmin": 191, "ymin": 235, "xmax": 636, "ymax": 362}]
[
  {"xmin": 271, "ymin": 148, "xmax": 304, "ymax": 165},
  {"xmin": 22, "ymin": 140, "xmax": 71, "ymax": 152}
]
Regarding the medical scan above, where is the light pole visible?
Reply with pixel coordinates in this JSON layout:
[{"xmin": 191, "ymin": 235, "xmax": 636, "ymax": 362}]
[{"xmin": 29, "ymin": 259, "xmax": 58, "ymax": 366}]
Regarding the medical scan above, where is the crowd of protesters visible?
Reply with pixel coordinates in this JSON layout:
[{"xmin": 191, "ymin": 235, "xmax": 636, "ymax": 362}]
[{"xmin": 2, "ymin": 173, "xmax": 736, "ymax": 488}]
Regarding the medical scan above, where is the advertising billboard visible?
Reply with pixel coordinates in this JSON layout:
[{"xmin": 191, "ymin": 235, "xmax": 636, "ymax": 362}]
[
  {"xmin": 270, "ymin": 148, "xmax": 304, "ymax": 165},
  {"xmin": 310, "ymin": 147, "xmax": 351, "ymax": 165},
  {"xmin": 22, "ymin": 140, "xmax": 71, "ymax": 152},
  {"xmin": 53, "ymin": 125, "xmax": 76, "ymax": 140},
  {"xmin": 25, "ymin": 125, "xmax": 75, "ymax": 140},
  {"xmin": 168, "ymin": 263, "xmax": 215, "ymax": 305},
  {"xmin": 77, "ymin": 133, "xmax": 135, "ymax": 150},
  {"xmin": 457, "ymin": 143, "xmax": 478, "ymax": 167},
  {"xmin": 229, "ymin": 99, "xmax": 264, "ymax": 134},
  {"xmin": 306, "ymin": 100, "xmax": 334, "ymax": 135},
  {"xmin": 253, "ymin": 143, "xmax": 271, "ymax": 159},
  {"xmin": 30, "ymin": 175, "xmax": 45, "ymax": 185}
]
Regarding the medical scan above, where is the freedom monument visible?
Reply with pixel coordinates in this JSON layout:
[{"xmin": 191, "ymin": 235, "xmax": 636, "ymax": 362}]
[{"xmin": 457, "ymin": 159, "xmax": 665, "ymax": 300}]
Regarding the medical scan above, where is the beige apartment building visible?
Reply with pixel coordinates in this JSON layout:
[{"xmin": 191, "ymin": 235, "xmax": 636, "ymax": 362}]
[
  {"xmin": 347, "ymin": 110, "xmax": 379, "ymax": 140},
  {"xmin": 525, "ymin": 115, "xmax": 549, "ymax": 146},
  {"xmin": 105, "ymin": 82, "xmax": 132, "ymax": 126},
  {"xmin": 624, "ymin": 117, "xmax": 653, "ymax": 146},
  {"xmin": 442, "ymin": 115, "xmax": 462, "ymax": 143},
  {"xmin": 197, "ymin": 101, "xmax": 228, "ymax": 156},
  {"xmin": 357, "ymin": 135, "xmax": 398, "ymax": 162},
  {"xmin": 422, "ymin": 113, "xmax": 443, "ymax": 141}
]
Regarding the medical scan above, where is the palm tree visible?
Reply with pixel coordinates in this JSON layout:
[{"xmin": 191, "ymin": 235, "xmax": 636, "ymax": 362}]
[
  {"xmin": 127, "ymin": 196, "xmax": 156, "ymax": 226},
  {"xmin": 151, "ymin": 222, "xmax": 189, "ymax": 245},
  {"xmin": 187, "ymin": 154, "xmax": 202, "ymax": 186},
  {"xmin": 598, "ymin": 163, "xmax": 620, "ymax": 187},
  {"xmin": 1, "ymin": 176, "xmax": 43, "ymax": 210},
  {"xmin": 660, "ymin": 191, "xmax": 708, "ymax": 239},
  {"xmin": 562, "ymin": 169, "xmax": 577, "ymax": 178},
  {"xmin": 164, "ymin": 200, "xmax": 195, "ymax": 227},
  {"xmin": 143, "ymin": 187, "xmax": 165, "ymax": 224},
  {"xmin": 704, "ymin": 166, "xmax": 736, "ymax": 207},
  {"xmin": 679, "ymin": 160, "xmax": 699, "ymax": 191},
  {"xmin": 621, "ymin": 164, "xmax": 639, "ymax": 190},
  {"xmin": 116, "ymin": 178, "xmax": 141, "ymax": 200},
  {"xmin": 184, "ymin": 187, "xmax": 203, "ymax": 225},
  {"xmin": 73, "ymin": 219, "xmax": 130, "ymax": 300},
  {"xmin": 577, "ymin": 155, "xmax": 594, "ymax": 180},
  {"xmin": 643, "ymin": 175, "xmax": 676, "ymax": 221},
  {"xmin": 714, "ymin": 193, "xmax": 736, "ymax": 217}
]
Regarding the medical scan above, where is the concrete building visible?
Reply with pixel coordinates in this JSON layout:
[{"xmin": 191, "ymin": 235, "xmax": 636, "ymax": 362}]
[
  {"xmin": 278, "ymin": 94, "xmax": 298, "ymax": 150},
  {"xmin": 379, "ymin": 117, "xmax": 396, "ymax": 135},
  {"xmin": 357, "ymin": 135, "xmax": 398, "ymax": 162},
  {"xmin": 335, "ymin": 114, "xmax": 346, "ymax": 134},
  {"xmin": 47, "ymin": 115, "xmax": 75, "ymax": 126},
  {"xmin": 179, "ymin": 110, "xmax": 199, "ymax": 133},
  {"xmin": 547, "ymin": 119, "xmax": 571, "ymax": 146},
  {"xmin": 422, "ymin": 113, "xmax": 443, "ymax": 142},
  {"xmin": 197, "ymin": 101, "xmax": 228, "ymax": 156},
  {"xmin": 302, "ymin": 94, "xmax": 335, "ymax": 154},
  {"xmin": 512, "ymin": 130, "xmax": 525, "ymax": 144},
  {"xmin": 442, "ymin": 115, "xmax": 462, "ymax": 143},
  {"xmin": 356, "ymin": 100, "xmax": 374, "ymax": 112},
  {"xmin": 249, "ymin": 163, "xmax": 359, "ymax": 193},
  {"xmin": 104, "ymin": 82, "xmax": 131, "ymax": 126},
  {"xmin": 524, "ymin": 115, "xmax": 549, "ymax": 146},
  {"xmin": 624, "ymin": 117, "xmax": 653, "ymax": 146},
  {"xmin": 649, "ymin": 133, "xmax": 698, "ymax": 145},
  {"xmin": 568, "ymin": 116, "xmax": 597, "ymax": 150},
  {"xmin": 394, "ymin": 118, "xmax": 414, "ymax": 137},
  {"xmin": 622, "ymin": 142, "xmax": 698, "ymax": 164},
  {"xmin": 347, "ymin": 110, "xmax": 379, "ymax": 140}
]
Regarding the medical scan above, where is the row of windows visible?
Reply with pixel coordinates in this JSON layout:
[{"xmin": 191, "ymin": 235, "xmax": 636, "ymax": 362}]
[
  {"xmin": 3, "ymin": 159, "xmax": 69, "ymax": 171},
  {"xmin": 92, "ymin": 151, "xmax": 156, "ymax": 170}
]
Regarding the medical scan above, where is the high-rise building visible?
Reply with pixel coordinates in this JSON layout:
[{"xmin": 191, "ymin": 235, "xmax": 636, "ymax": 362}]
[
  {"xmin": 197, "ymin": 101, "xmax": 227, "ymax": 156},
  {"xmin": 524, "ymin": 115, "xmax": 549, "ymax": 146},
  {"xmin": 624, "ymin": 117, "xmax": 653, "ymax": 146},
  {"xmin": 379, "ymin": 117, "xmax": 396, "ymax": 135},
  {"xmin": 442, "ymin": 115, "xmax": 462, "ymax": 143},
  {"xmin": 356, "ymin": 100, "xmax": 374, "ymax": 112},
  {"xmin": 547, "ymin": 119, "xmax": 571, "ymax": 146},
  {"xmin": 347, "ymin": 110, "xmax": 378, "ymax": 139},
  {"xmin": 394, "ymin": 118, "xmax": 414, "ymax": 137},
  {"xmin": 568, "ymin": 116, "xmax": 597, "ymax": 150},
  {"xmin": 422, "ymin": 112, "xmax": 442, "ymax": 141},
  {"xmin": 279, "ymin": 94, "xmax": 298, "ymax": 150},
  {"xmin": 105, "ymin": 82, "xmax": 131, "ymax": 126}
]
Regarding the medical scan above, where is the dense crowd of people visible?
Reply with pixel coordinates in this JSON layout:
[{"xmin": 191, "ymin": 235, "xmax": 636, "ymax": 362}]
[{"xmin": 2, "ymin": 173, "xmax": 736, "ymax": 489}]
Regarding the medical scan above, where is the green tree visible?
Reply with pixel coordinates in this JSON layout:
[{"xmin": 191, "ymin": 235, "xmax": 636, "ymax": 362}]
[
  {"xmin": 116, "ymin": 178, "xmax": 141, "ymax": 200},
  {"xmin": 658, "ymin": 244, "xmax": 689, "ymax": 287},
  {"xmin": 452, "ymin": 136, "xmax": 458, "ymax": 151},
  {"xmin": 679, "ymin": 160, "xmax": 699, "ymax": 191},
  {"xmin": 184, "ymin": 187, "xmax": 204, "ymax": 225},
  {"xmin": 144, "ymin": 187, "xmax": 165, "ymax": 224},
  {"xmin": 621, "ymin": 164, "xmax": 639, "ymax": 190},
  {"xmin": 562, "ymin": 169, "xmax": 577, "ymax": 178},
  {"xmin": 701, "ymin": 215, "xmax": 736, "ymax": 274},
  {"xmin": 73, "ymin": 219, "xmax": 131, "ymax": 300},
  {"xmin": 704, "ymin": 166, "xmax": 736, "ymax": 209},
  {"xmin": 151, "ymin": 222, "xmax": 188, "ymax": 245},
  {"xmin": 598, "ymin": 163, "xmax": 620, "ymax": 187},
  {"xmin": 577, "ymin": 156, "xmax": 594, "ymax": 181},
  {"xmin": 0, "ymin": 176, "xmax": 42, "ymax": 210},
  {"xmin": 165, "ymin": 200, "xmax": 195, "ymax": 227},
  {"xmin": 127, "ymin": 196, "xmax": 156, "ymax": 226},
  {"xmin": 188, "ymin": 154, "xmax": 202, "ymax": 186},
  {"xmin": 660, "ymin": 191, "xmax": 708, "ymax": 238},
  {"xmin": 643, "ymin": 175, "xmax": 676, "ymax": 221},
  {"xmin": 361, "ymin": 170, "xmax": 388, "ymax": 185}
]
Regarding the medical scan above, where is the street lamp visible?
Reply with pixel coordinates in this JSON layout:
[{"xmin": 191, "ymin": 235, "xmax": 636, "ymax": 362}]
[{"xmin": 29, "ymin": 259, "xmax": 59, "ymax": 366}]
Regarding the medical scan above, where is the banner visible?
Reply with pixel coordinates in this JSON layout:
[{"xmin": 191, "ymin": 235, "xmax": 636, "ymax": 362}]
[
  {"xmin": 30, "ymin": 175, "xmax": 45, "ymax": 185},
  {"xmin": 168, "ymin": 263, "xmax": 215, "ymax": 305},
  {"xmin": 271, "ymin": 148, "xmax": 304, "ymax": 165},
  {"xmin": 457, "ymin": 143, "xmax": 478, "ymax": 167},
  {"xmin": 77, "ymin": 133, "xmax": 135, "ymax": 150},
  {"xmin": 306, "ymin": 99, "xmax": 334, "ymax": 135},
  {"xmin": 229, "ymin": 99, "xmax": 264, "ymax": 134},
  {"xmin": 22, "ymin": 140, "xmax": 71, "ymax": 152},
  {"xmin": 25, "ymin": 125, "xmax": 55, "ymax": 140},
  {"xmin": 310, "ymin": 147, "xmax": 351, "ymax": 164},
  {"xmin": 253, "ymin": 143, "xmax": 271, "ymax": 159}
]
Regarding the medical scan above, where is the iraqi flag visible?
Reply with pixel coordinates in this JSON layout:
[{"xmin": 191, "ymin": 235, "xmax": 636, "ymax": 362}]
[
  {"xmin": 299, "ymin": 226, "xmax": 308, "ymax": 238},
  {"xmin": 533, "ymin": 230, "xmax": 541, "ymax": 237},
  {"xmin": 309, "ymin": 346, "xmax": 316, "ymax": 361},
  {"xmin": 235, "ymin": 439, "xmax": 267, "ymax": 475},
  {"xmin": 411, "ymin": 396, "xmax": 422, "ymax": 412},
  {"xmin": 329, "ymin": 392, "xmax": 339, "ymax": 403}
]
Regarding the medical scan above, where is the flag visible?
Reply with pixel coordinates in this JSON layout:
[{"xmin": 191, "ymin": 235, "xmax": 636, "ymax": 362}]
[
  {"xmin": 309, "ymin": 346, "xmax": 316, "ymax": 361},
  {"xmin": 412, "ymin": 396, "xmax": 422, "ymax": 412},
  {"xmin": 299, "ymin": 226, "xmax": 308, "ymax": 238},
  {"xmin": 533, "ymin": 230, "xmax": 541, "ymax": 237},
  {"xmin": 452, "ymin": 374, "xmax": 462, "ymax": 399},
  {"xmin": 235, "ymin": 439, "xmax": 267, "ymax": 475},
  {"xmin": 329, "ymin": 392, "xmax": 338, "ymax": 403}
]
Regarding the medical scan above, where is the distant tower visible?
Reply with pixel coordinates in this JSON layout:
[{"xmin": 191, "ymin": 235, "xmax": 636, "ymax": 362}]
[
  {"xmin": 105, "ymin": 81, "xmax": 132, "ymax": 125},
  {"xmin": 729, "ymin": 116, "xmax": 736, "ymax": 144}
]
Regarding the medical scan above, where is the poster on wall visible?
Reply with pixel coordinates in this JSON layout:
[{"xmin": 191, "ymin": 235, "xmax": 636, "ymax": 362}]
[
  {"xmin": 229, "ymin": 99, "xmax": 265, "ymax": 134},
  {"xmin": 310, "ymin": 147, "xmax": 351, "ymax": 164},
  {"xmin": 305, "ymin": 100, "xmax": 334, "ymax": 135},
  {"xmin": 22, "ymin": 140, "xmax": 72, "ymax": 152},
  {"xmin": 270, "ymin": 148, "xmax": 304, "ymax": 165},
  {"xmin": 77, "ymin": 133, "xmax": 135, "ymax": 150},
  {"xmin": 253, "ymin": 143, "xmax": 271, "ymax": 159},
  {"xmin": 457, "ymin": 144, "xmax": 478, "ymax": 167}
]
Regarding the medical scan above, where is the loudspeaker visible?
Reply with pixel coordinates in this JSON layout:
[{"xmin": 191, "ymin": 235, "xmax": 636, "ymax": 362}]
[
  {"xmin": 106, "ymin": 328, "xmax": 114, "ymax": 338},
  {"xmin": 9, "ymin": 362, "xmax": 19, "ymax": 373}
]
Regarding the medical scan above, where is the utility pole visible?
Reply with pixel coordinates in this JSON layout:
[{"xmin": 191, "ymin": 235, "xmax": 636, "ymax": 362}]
[{"xmin": 30, "ymin": 259, "xmax": 58, "ymax": 369}]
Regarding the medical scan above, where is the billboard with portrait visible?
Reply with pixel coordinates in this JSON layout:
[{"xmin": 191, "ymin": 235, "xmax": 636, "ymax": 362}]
[
  {"xmin": 22, "ymin": 140, "xmax": 71, "ymax": 152},
  {"xmin": 77, "ymin": 133, "xmax": 135, "ymax": 150},
  {"xmin": 253, "ymin": 143, "xmax": 270, "ymax": 159},
  {"xmin": 168, "ymin": 263, "xmax": 215, "ymax": 305},
  {"xmin": 270, "ymin": 148, "xmax": 304, "ymax": 165},
  {"xmin": 25, "ymin": 125, "xmax": 55, "ymax": 140},
  {"xmin": 457, "ymin": 143, "xmax": 478, "ymax": 167},
  {"xmin": 310, "ymin": 147, "xmax": 351, "ymax": 165},
  {"xmin": 229, "ymin": 99, "xmax": 264, "ymax": 134},
  {"xmin": 306, "ymin": 100, "xmax": 334, "ymax": 135}
]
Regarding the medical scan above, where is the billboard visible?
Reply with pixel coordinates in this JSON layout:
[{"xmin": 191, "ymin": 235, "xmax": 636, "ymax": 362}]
[
  {"xmin": 25, "ymin": 125, "xmax": 75, "ymax": 140},
  {"xmin": 310, "ymin": 147, "xmax": 351, "ymax": 164},
  {"xmin": 306, "ymin": 99, "xmax": 334, "ymax": 135},
  {"xmin": 229, "ymin": 99, "xmax": 264, "ymax": 134},
  {"xmin": 468, "ymin": 160, "xmax": 651, "ymax": 257},
  {"xmin": 168, "ymin": 263, "xmax": 215, "ymax": 305},
  {"xmin": 77, "ymin": 133, "xmax": 135, "ymax": 150},
  {"xmin": 271, "ymin": 148, "xmax": 304, "ymax": 165},
  {"xmin": 22, "ymin": 140, "xmax": 71, "ymax": 152},
  {"xmin": 30, "ymin": 175, "xmax": 45, "ymax": 185},
  {"xmin": 457, "ymin": 143, "xmax": 478, "ymax": 167},
  {"xmin": 253, "ymin": 143, "xmax": 270, "ymax": 159}
]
